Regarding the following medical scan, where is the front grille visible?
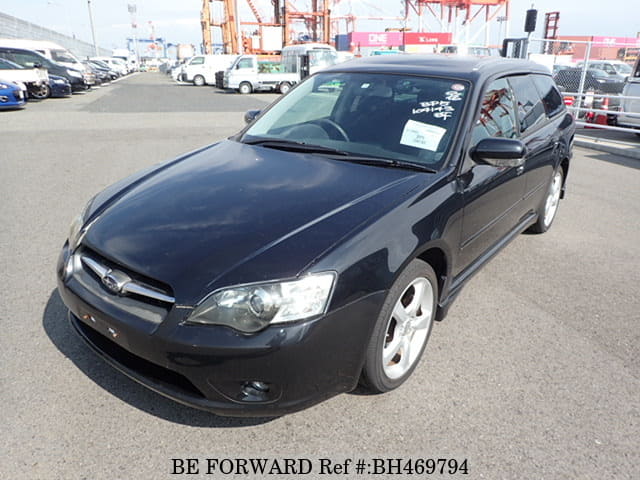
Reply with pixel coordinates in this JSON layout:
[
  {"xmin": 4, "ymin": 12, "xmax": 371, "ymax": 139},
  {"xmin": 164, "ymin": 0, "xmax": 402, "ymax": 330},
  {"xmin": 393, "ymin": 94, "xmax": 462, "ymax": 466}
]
[
  {"xmin": 79, "ymin": 247, "xmax": 175, "ymax": 308},
  {"xmin": 66, "ymin": 246, "xmax": 174, "ymax": 329}
]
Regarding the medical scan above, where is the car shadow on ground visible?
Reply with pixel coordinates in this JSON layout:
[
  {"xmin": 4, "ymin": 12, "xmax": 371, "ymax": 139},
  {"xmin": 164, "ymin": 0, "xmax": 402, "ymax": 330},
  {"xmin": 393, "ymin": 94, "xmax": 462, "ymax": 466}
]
[{"xmin": 42, "ymin": 289, "xmax": 275, "ymax": 427}]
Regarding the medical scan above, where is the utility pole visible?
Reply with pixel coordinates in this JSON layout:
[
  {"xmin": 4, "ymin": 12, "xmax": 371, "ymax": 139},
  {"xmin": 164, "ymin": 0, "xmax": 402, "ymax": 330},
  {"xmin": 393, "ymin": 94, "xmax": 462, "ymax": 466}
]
[
  {"xmin": 128, "ymin": 3, "xmax": 139, "ymax": 66},
  {"xmin": 87, "ymin": 0, "xmax": 99, "ymax": 55}
]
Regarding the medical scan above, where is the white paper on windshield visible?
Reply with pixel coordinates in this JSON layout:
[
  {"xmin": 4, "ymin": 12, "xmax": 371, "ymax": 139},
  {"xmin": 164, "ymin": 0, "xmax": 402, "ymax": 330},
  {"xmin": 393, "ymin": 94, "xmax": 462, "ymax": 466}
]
[{"xmin": 400, "ymin": 120, "xmax": 446, "ymax": 151}]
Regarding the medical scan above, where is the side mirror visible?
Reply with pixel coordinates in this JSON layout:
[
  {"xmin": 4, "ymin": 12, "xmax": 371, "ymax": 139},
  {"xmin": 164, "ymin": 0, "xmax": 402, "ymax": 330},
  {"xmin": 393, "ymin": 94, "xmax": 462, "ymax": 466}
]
[
  {"xmin": 471, "ymin": 138, "xmax": 527, "ymax": 168},
  {"xmin": 244, "ymin": 109, "xmax": 261, "ymax": 124},
  {"xmin": 33, "ymin": 62, "xmax": 43, "ymax": 69}
]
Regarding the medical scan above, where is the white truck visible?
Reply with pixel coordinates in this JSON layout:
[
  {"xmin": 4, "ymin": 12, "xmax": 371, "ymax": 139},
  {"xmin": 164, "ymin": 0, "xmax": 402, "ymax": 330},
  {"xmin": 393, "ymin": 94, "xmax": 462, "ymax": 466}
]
[
  {"xmin": 223, "ymin": 55, "xmax": 299, "ymax": 94},
  {"xmin": 177, "ymin": 44, "xmax": 196, "ymax": 61},
  {"xmin": 180, "ymin": 54, "xmax": 238, "ymax": 86},
  {"xmin": 0, "ymin": 57, "xmax": 49, "ymax": 98},
  {"xmin": 617, "ymin": 57, "xmax": 640, "ymax": 132}
]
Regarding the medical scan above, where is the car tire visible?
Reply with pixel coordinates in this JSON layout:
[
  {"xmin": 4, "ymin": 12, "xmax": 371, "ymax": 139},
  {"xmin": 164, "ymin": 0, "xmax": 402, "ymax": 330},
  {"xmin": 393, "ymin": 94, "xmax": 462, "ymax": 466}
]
[
  {"xmin": 193, "ymin": 75, "xmax": 205, "ymax": 87},
  {"xmin": 239, "ymin": 82, "xmax": 252, "ymax": 94},
  {"xmin": 278, "ymin": 82, "xmax": 291, "ymax": 94},
  {"xmin": 360, "ymin": 259, "xmax": 438, "ymax": 393},
  {"xmin": 30, "ymin": 84, "xmax": 51, "ymax": 100},
  {"xmin": 528, "ymin": 167, "xmax": 564, "ymax": 234}
]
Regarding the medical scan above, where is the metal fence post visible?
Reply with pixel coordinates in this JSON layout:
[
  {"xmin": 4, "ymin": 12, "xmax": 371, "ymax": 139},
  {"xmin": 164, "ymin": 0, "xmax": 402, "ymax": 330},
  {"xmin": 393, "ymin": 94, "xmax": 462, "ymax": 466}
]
[{"xmin": 576, "ymin": 40, "xmax": 593, "ymax": 117}]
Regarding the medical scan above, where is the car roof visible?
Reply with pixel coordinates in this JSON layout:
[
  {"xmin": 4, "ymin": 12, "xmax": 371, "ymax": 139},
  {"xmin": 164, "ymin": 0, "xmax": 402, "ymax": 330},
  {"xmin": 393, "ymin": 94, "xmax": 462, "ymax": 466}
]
[
  {"xmin": 0, "ymin": 46, "xmax": 48, "ymax": 57},
  {"xmin": 323, "ymin": 54, "xmax": 549, "ymax": 82}
]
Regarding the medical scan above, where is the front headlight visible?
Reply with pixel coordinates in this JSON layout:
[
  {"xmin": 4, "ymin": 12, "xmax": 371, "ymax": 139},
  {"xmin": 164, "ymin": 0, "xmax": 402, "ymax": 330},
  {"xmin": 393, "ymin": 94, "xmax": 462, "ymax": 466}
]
[
  {"xmin": 67, "ymin": 69, "xmax": 83, "ymax": 78},
  {"xmin": 68, "ymin": 198, "xmax": 94, "ymax": 251},
  {"xmin": 186, "ymin": 272, "xmax": 336, "ymax": 333},
  {"xmin": 0, "ymin": 83, "xmax": 9, "ymax": 89},
  {"xmin": 54, "ymin": 79, "xmax": 67, "ymax": 85}
]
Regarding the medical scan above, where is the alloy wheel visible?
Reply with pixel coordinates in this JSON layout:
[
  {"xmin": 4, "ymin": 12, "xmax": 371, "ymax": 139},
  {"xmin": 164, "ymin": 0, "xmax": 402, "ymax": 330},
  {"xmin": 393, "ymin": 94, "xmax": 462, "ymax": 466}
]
[{"xmin": 382, "ymin": 277, "xmax": 434, "ymax": 380}]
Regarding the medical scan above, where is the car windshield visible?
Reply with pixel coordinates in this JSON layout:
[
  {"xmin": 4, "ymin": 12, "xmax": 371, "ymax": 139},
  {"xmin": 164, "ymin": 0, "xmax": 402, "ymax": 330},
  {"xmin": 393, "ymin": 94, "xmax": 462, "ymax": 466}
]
[
  {"xmin": 615, "ymin": 63, "xmax": 632, "ymax": 74},
  {"xmin": 589, "ymin": 69, "xmax": 608, "ymax": 79},
  {"xmin": 241, "ymin": 72, "xmax": 469, "ymax": 169},
  {"xmin": 51, "ymin": 50, "xmax": 79, "ymax": 64}
]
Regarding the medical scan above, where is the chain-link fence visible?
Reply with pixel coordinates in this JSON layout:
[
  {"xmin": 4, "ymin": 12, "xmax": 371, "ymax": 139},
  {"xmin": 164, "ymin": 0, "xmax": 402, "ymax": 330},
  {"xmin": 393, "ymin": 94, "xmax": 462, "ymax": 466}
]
[
  {"xmin": 527, "ymin": 37, "xmax": 640, "ymax": 135},
  {"xmin": 0, "ymin": 12, "xmax": 109, "ymax": 58}
]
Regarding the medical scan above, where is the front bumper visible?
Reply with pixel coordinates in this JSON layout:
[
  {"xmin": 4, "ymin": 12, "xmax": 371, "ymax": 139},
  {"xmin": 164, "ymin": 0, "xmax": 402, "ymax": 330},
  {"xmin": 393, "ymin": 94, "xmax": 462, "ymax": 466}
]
[
  {"xmin": 69, "ymin": 78, "xmax": 89, "ymax": 92},
  {"xmin": 0, "ymin": 87, "xmax": 26, "ymax": 108},
  {"xmin": 51, "ymin": 82, "xmax": 72, "ymax": 98},
  {"xmin": 57, "ymin": 245, "xmax": 384, "ymax": 416}
]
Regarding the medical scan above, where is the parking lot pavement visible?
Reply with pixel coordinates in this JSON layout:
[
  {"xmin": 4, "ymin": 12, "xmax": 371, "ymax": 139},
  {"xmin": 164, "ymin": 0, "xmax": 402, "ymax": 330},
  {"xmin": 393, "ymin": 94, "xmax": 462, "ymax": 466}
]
[
  {"xmin": 576, "ymin": 126, "xmax": 640, "ymax": 159},
  {"xmin": 577, "ymin": 126, "xmax": 640, "ymax": 144},
  {"xmin": 2, "ymin": 73, "xmax": 639, "ymax": 479}
]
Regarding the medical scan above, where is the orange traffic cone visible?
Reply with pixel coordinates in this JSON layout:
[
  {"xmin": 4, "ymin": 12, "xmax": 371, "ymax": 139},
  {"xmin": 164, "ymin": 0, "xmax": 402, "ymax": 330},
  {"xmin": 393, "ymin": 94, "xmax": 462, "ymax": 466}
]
[{"xmin": 594, "ymin": 96, "xmax": 609, "ymax": 125}]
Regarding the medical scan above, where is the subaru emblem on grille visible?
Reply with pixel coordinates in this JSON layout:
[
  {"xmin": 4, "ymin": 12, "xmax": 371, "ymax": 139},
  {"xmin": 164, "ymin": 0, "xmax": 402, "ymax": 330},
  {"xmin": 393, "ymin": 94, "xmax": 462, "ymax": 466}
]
[{"xmin": 100, "ymin": 268, "xmax": 131, "ymax": 295}]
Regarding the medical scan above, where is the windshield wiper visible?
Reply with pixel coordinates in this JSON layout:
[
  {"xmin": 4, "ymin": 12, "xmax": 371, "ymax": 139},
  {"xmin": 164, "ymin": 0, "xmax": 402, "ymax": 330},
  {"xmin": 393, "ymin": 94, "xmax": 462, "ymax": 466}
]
[
  {"xmin": 243, "ymin": 138, "xmax": 350, "ymax": 156},
  {"xmin": 333, "ymin": 156, "xmax": 438, "ymax": 173},
  {"xmin": 243, "ymin": 138, "xmax": 437, "ymax": 173}
]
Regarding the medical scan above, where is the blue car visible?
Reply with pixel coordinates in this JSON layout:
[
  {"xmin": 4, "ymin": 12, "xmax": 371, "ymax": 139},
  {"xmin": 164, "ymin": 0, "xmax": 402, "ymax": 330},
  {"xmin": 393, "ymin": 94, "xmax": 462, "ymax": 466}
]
[
  {"xmin": 49, "ymin": 75, "xmax": 72, "ymax": 98},
  {"xmin": 0, "ymin": 78, "xmax": 26, "ymax": 109}
]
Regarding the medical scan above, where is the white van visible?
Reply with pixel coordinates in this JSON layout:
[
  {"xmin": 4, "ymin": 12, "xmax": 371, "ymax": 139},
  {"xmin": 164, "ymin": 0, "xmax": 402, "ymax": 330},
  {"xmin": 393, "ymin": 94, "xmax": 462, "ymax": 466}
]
[
  {"xmin": 0, "ymin": 39, "xmax": 85, "ymax": 71},
  {"xmin": 181, "ymin": 54, "xmax": 238, "ymax": 86}
]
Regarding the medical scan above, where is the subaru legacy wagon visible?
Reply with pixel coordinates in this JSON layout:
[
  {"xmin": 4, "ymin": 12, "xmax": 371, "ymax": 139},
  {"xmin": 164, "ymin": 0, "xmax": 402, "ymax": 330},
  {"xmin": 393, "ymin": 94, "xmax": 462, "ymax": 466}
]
[{"xmin": 57, "ymin": 55, "xmax": 574, "ymax": 416}]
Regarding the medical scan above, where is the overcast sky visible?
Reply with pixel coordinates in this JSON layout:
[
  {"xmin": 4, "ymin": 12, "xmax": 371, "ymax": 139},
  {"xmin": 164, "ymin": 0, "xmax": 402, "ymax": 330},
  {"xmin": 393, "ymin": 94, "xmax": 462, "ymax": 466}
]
[{"xmin": 0, "ymin": 0, "xmax": 637, "ymax": 51}]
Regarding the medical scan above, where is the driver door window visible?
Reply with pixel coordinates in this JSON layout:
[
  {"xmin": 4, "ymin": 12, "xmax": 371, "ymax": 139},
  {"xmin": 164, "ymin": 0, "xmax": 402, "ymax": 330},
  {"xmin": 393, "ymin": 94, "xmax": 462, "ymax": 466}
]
[{"xmin": 470, "ymin": 78, "xmax": 518, "ymax": 146}]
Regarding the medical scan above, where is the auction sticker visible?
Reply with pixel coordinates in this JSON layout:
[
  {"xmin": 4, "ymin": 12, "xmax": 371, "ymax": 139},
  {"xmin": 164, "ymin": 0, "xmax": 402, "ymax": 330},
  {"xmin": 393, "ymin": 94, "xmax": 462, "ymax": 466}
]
[{"xmin": 400, "ymin": 120, "xmax": 446, "ymax": 151}]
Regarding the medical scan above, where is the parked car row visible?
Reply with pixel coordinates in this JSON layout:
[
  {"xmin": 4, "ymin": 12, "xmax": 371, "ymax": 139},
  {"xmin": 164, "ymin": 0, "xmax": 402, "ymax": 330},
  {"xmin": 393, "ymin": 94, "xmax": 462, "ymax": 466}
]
[
  {"xmin": 0, "ymin": 41, "xmax": 133, "ymax": 110},
  {"xmin": 552, "ymin": 58, "xmax": 640, "ymax": 131}
]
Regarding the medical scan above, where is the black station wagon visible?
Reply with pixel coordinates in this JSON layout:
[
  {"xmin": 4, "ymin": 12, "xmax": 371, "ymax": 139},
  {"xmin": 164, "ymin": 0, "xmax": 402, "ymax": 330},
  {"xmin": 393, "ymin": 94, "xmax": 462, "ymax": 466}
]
[{"xmin": 57, "ymin": 55, "xmax": 575, "ymax": 416}]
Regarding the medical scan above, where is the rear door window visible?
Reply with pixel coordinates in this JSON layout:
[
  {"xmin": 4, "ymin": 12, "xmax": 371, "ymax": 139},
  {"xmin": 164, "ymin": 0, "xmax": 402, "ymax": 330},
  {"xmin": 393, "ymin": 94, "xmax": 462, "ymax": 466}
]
[
  {"xmin": 531, "ymin": 74, "xmax": 565, "ymax": 118},
  {"xmin": 508, "ymin": 76, "xmax": 547, "ymax": 134}
]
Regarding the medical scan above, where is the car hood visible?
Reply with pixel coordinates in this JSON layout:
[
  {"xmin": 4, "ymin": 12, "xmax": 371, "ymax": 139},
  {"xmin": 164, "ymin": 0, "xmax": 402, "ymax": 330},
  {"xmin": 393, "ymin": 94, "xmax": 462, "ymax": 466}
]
[{"xmin": 83, "ymin": 140, "xmax": 424, "ymax": 304}]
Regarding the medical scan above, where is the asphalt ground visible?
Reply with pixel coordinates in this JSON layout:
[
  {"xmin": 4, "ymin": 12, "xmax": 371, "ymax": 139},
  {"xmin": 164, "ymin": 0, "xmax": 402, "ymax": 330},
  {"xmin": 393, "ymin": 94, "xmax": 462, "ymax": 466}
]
[
  {"xmin": 577, "ymin": 126, "xmax": 640, "ymax": 145},
  {"xmin": 1, "ymin": 73, "xmax": 639, "ymax": 479}
]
